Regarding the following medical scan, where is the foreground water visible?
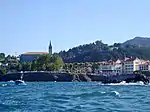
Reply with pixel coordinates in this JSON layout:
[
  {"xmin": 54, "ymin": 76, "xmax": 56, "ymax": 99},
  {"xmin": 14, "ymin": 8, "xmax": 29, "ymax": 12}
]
[{"xmin": 0, "ymin": 82, "xmax": 150, "ymax": 112}]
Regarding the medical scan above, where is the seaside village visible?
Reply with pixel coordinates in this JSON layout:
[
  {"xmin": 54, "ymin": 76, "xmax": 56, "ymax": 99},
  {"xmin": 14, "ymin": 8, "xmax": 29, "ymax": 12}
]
[
  {"xmin": 0, "ymin": 41, "xmax": 150, "ymax": 75},
  {"xmin": 19, "ymin": 41, "xmax": 150, "ymax": 75},
  {"xmin": 94, "ymin": 57, "xmax": 150, "ymax": 75}
]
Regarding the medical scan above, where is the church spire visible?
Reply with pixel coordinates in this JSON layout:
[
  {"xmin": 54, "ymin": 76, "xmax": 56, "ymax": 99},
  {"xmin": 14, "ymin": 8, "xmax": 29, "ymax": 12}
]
[{"xmin": 49, "ymin": 40, "xmax": 52, "ymax": 55}]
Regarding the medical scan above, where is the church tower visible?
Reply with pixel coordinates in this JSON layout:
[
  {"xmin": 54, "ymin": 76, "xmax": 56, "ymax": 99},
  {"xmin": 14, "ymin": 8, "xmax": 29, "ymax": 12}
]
[{"xmin": 49, "ymin": 40, "xmax": 52, "ymax": 55}]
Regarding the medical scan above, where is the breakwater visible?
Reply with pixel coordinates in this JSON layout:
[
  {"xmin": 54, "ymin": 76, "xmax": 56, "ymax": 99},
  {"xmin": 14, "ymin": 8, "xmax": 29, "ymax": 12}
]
[{"xmin": 0, "ymin": 72, "xmax": 149, "ymax": 84}]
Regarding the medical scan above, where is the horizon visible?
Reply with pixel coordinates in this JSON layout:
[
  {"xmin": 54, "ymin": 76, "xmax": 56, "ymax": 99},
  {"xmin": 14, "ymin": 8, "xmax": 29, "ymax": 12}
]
[{"xmin": 1, "ymin": 0, "xmax": 150, "ymax": 55}]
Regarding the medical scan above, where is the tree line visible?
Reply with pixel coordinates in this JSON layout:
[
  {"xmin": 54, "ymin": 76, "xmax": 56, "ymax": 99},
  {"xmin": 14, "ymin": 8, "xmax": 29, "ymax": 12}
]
[
  {"xmin": 0, "ymin": 54, "xmax": 64, "ymax": 75},
  {"xmin": 59, "ymin": 40, "xmax": 150, "ymax": 62}
]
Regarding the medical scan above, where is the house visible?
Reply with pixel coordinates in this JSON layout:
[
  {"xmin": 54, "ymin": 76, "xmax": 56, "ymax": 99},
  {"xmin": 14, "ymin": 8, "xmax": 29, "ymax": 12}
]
[
  {"xmin": 97, "ymin": 59, "xmax": 122, "ymax": 74},
  {"xmin": 139, "ymin": 61, "xmax": 150, "ymax": 71},
  {"xmin": 96, "ymin": 58, "xmax": 147, "ymax": 74},
  {"xmin": 123, "ymin": 57, "xmax": 143, "ymax": 74},
  {"xmin": 113, "ymin": 59, "xmax": 123, "ymax": 74},
  {"xmin": 99, "ymin": 63, "xmax": 114, "ymax": 73}
]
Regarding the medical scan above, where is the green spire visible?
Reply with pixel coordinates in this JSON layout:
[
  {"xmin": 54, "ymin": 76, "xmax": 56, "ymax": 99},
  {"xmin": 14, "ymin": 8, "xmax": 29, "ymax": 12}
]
[
  {"xmin": 49, "ymin": 40, "xmax": 52, "ymax": 54},
  {"xmin": 49, "ymin": 40, "xmax": 52, "ymax": 48}
]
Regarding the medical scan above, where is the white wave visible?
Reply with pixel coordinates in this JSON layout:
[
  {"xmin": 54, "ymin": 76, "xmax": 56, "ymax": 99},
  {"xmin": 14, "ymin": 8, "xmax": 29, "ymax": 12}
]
[
  {"xmin": 101, "ymin": 92, "xmax": 106, "ymax": 94},
  {"xmin": 120, "ymin": 81, "xmax": 126, "ymax": 85},
  {"xmin": 18, "ymin": 82, "xmax": 27, "ymax": 86},
  {"xmin": 99, "ymin": 91, "xmax": 120, "ymax": 96},
  {"xmin": 1, "ymin": 84, "xmax": 7, "ymax": 87},
  {"xmin": 8, "ymin": 80, "xmax": 14, "ymax": 83},
  {"xmin": 111, "ymin": 91, "xmax": 120, "ymax": 96},
  {"xmin": 122, "ymin": 81, "xmax": 144, "ymax": 85},
  {"xmin": 99, "ymin": 81, "xmax": 146, "ymax": 86}
]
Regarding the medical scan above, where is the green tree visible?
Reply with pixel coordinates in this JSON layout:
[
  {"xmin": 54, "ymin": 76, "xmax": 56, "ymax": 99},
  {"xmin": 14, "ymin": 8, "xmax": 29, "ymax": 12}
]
[
  {"xmin": 49, "ymin": 63, "xmax": 57, "ymax": 71},
  {"xmin": 21, "ymin": 62, "xmax": 31, "ymax": 71},
  {"xmin": 35, "ymin": 54, "xmax": 51, "ymax": 71},
  {"xmin": 53, "ymin": 55, "xmax": 64, "ymax": 68},
  {"xmin": 0, "ymin": 67, "xmax": 7, "ymax": 75},
  {"xmin": 41, "ymin": 64, "xmax": 46, "ymax": 71},
  {"xmin": 31, "ymin": 60, "xmax": 37, "ymax": 71},
  {"xmin": 37, "ymin": 54, "xmax": 51, "ymax": 65},
  {"xmin": 92, "ymin": 63, "xmax": 99, "ymax": 73},
  {"xmin": 17, "ymin": 63, "xmax": 22, "ymax": 71},
  {"xmin": 5, "ymin": 55, "xmax": 11, "ymax": 63},
  {"xmin": 59, "ymin": 40, "xmax": 150, "ymax": 62},
  {"xmin": 0, "ymin": 53, "xmax": 5, "ymax": 61}
]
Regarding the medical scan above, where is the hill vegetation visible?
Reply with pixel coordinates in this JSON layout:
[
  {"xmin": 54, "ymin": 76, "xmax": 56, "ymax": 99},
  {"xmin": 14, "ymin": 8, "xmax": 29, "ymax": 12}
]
[
  {"xmin": 122, "ymin": 37, "xmax": 150, "ymax": 46},
  {"xmin": 59, "ymin": 38, "xmax": 150, "ymax": 62}
]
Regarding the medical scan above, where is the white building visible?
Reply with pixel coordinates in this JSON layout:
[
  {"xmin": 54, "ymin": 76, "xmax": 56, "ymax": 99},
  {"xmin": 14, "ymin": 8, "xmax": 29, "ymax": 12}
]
[
  {"xmin": 139, "ymin": 62, "xmax": 150, "ymax": 71},
  {"xmin": 97, "ymin": 59, "xmax": 122, "ymax": 74},
  {"xmin": 95, "ymin": 58, "xmax": 149, "ymax": 75},
  {"xmin": 123, "ymin": 58, "xmax": 144, "ymax": 74},
  {"xmin": 114, "ymin": 59, "xmax": 123, "ymax": 74},
  {"xmin": 99, "ymin": 63, "xmax": 114, "ymax": 73}
]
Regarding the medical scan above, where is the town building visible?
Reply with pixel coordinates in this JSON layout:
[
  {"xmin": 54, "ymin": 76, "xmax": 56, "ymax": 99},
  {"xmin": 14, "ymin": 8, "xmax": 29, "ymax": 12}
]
[
  {"xmin": 123, "ymin": 58, "xmax": 145, "ymax": 74},
  {"xmin": 98, "ymin": 63, "xmax": 114, "ymax": 73},
  {"xmin": 113, "ymin": 59, "xmax": 123, "ymax": 74},
  {"xmin": 96, "ymin": 57, "xmax": 149, "ymax": 75},
  {"xmin": 139, "ymin": 62, "xmax": 150, "ymax": 71},
  {"xmin": 20, "ymin": 41, "xmax": 52, "ymax": 62},
  {"xmin": 96, "ymin": 59, "xmax": 123, "ymax": 74},
  {"xmin": 20, "ymin": 52, "xmax": 49, "ymax": 62}
]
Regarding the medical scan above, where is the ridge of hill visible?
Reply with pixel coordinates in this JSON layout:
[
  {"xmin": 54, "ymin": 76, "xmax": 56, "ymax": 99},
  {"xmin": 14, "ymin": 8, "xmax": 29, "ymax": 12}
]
[{"xmin": 59, "ymin": 37, "xmax": 150, "ymax": 62}]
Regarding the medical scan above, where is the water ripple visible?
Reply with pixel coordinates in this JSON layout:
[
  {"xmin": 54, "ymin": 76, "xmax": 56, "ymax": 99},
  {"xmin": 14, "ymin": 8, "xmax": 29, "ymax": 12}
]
[{"xmin": 0, "ymin": 82, "xmax": 150, "ymax": 112}]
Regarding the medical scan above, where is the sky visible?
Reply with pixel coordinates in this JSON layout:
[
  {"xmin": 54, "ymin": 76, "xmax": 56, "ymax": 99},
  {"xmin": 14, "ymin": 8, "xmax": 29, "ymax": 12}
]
[{"xmin": 0, "ymin": 0, "xmax": 150, "ymax": 55}]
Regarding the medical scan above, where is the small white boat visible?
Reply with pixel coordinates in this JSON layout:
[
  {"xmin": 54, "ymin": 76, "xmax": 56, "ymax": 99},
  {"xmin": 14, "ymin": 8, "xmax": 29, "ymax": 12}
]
[
  {"xmin": 14, "ymin": 71, "xmax": 26, "ymax": 85},
  {"xmin": 15, "ymin": 80, "xmax": 26, "ymax": 85}
]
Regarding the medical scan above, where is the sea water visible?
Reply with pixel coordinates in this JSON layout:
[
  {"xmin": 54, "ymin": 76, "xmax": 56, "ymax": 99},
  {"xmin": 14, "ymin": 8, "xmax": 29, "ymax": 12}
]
[{"xmin": 0, "ymin": 82, "xmax": 150, "ymax": 112}]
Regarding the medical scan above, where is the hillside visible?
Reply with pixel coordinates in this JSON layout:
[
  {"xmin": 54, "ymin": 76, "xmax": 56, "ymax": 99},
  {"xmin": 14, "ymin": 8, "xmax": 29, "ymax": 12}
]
[
  {"xmin": 59, "ymin": 40, "xmax": 150, "ymax": 63},
  {"xmin": 122, "ymin": 37, "xmax": 150, "ymax": 46}
]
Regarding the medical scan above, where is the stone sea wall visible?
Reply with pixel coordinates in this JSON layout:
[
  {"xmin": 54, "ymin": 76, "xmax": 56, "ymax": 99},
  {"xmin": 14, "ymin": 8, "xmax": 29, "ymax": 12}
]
[{"xmin": 0, "ymin": 72, "xmax": 149, "ymax": 84}]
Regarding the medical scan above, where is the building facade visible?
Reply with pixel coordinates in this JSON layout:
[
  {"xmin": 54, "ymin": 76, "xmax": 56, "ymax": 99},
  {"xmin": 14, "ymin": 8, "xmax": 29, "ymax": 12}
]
[
  {"xmin": 20, "ymin": 41, "xmax": 52, "ymax": 62},
  {"xmin": 96, "ymin": 58, "xmax": 149, "ymax": 75},
  {"xmin": 139, "ymin": 62, "xmax": 150, "ymax": 71},
  {"xmin": 123, "ymin": 58, "xmax": 146, "ymax": 74},
  {"xmin": 97, "ymin": 60, "xmax": 122, "ymax": 74},
  {"xmin": 20, "ymin": 52, "xmax": 49, "ymax": 62}
]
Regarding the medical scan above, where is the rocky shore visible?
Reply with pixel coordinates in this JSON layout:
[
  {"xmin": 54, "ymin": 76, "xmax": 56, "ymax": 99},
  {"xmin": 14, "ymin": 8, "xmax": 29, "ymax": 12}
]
[{"xmin": 0, "ymin": 71, "xmax": 149, "ymax": 84}]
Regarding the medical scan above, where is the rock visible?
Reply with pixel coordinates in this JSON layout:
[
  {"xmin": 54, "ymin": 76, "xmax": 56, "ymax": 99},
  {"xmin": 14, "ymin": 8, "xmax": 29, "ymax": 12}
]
[
  {"xmin": 125, "ymin": 74, "xmax": 149, "ymax": 85},
  {"xmin": 0, "ymin": 72, "xmax": 149, "ymax": 85}
]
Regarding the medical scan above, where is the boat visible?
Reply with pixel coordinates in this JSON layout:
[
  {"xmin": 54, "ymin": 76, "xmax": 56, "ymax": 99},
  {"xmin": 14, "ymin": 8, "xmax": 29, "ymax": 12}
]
[
  {"xmin": 14, "ymin": 71, "xmax": 26, "ymax": 85},
  {"xmin": 15, "ymin": 80, "xmax": 26, "ymax": 85}
]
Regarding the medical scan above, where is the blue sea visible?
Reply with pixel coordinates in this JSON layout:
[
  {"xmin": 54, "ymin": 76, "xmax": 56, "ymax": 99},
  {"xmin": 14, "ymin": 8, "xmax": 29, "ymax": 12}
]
[{"xmin": 0, "ymin": 82, "xmax": 150, "ymax": 112}]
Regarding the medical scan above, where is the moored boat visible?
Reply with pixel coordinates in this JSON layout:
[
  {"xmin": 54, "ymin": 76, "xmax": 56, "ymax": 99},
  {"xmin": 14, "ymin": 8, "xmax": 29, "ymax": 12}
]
[{"xmin": 15, "ymin": 80, "xmax": 26, "ymax": 85}]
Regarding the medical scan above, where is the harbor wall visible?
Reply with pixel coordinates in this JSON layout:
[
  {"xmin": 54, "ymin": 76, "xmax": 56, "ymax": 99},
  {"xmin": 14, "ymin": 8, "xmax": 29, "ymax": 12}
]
[{"xmin": 0, "ymin": 72, "xmax": 149, "ymax": 84}]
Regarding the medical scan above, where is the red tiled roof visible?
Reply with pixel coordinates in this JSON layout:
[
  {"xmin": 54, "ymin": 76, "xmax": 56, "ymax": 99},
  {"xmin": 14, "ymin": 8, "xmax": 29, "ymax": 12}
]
[
  {"xmin": 147, "ymin": 62, "xmax": 150, "ymax": 64},
  {"xmin": 23, "ymin": 52, "xmax": 48, "ymax": 55},
  {"xmin": 143, "ymin": 62, "xmax": 150, "ymax": 65}
]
